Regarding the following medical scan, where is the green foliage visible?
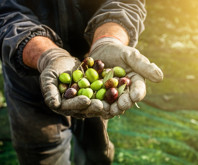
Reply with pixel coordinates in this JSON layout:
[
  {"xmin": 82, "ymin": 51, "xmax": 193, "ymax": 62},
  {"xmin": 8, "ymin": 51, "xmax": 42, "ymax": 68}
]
[
  {"xmin": 109, "ymin": 103, "xmax": 198, "ymax": 165},
  {"xmin": 0, "ymin": 141, "xmax": 19, "ymax": 165},
  {"xmin": 0, "ymin": 108, "xmax": 11, "ymax": 140}
]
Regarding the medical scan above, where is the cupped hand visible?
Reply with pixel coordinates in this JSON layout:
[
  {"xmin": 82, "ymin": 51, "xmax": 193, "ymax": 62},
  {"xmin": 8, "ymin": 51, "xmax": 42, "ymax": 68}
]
[
  {"xmin": 39, "ymin": 48, "xmax": 91, "ymax": 117},
  {"xmin": 81, "ymin": 38, "xmax": 164, "ymax": 118}
]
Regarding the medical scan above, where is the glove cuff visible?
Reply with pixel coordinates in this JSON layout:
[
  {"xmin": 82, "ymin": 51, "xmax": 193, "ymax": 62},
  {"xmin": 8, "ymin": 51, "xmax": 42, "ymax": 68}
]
[
  {"xmin": 37, "ymin": 48, "xmax": 71, "ymax": 73},
  {"xmin": 90, "ymin": 37, "xmax": 123, "ymax": 53}
]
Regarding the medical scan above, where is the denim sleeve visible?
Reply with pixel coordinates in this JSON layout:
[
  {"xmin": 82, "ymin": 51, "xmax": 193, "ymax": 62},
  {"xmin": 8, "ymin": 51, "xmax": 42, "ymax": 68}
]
[
  {"xmin": 0, "ymin": 0, "xmax": 62, "ymax": 76},
  {"xmin": 84, "ymin": 0, "xmax": 147, "ymax": 47}
]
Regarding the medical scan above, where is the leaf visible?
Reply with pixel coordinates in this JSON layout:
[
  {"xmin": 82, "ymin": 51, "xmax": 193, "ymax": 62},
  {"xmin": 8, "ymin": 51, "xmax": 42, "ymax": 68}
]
[
  {"xmin": 118, "ymin": 84, "xmax": 126, "ymax": 96},
  {"xmin": 135, "ymin": 102, "xmax": 140, "ymax": 109},
  {"xmin": 103, "ymin": 69, "xmax": 114, "ymax": 84}
]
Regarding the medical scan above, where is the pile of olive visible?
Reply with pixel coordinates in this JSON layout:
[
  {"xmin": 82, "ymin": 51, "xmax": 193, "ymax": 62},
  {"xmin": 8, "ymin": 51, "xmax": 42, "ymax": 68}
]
[{"xmin": 58, "ymin": 57, "xmax": 131, "ymax": 104}]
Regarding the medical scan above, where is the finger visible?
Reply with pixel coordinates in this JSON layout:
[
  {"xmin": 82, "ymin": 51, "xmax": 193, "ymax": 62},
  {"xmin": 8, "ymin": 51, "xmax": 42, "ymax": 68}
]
[
  {"xmin": 129, "ymin": 74, "xmax": 146, "ymax": 102},
  {"xmin": 101, "ymin": 100, "xmax": 110, "ymax": 112},
  {"xmin": 61, "ymin": 95, "xmax": 91, "ymax": 110},
  {"xmin": 123, "ymin": 47, "xmax": 163, "ymax": 82},
  {"xmin": 89, "ymin": 101, "xmax": 113, "ymax": 119},
  {"xmin": 86, "ymin": 99, "xmax": 104, "ymax": 114},
  {"xmin": 110, "ymin": 102, "xmax": 124, "ymax": 116},
  {"xmin": 40, "ymin": 72, "xmax": 61, "ymax": 110},
  {"xmin": 86, "ymin": 101, "xmax": 111, "ymax": 118},
  {"xmin": 82, "ymin": 99, "xmax": 104, "ymax": 118},
  {"xmin": 100, "ymin": 100, "xmax": 112, "ymax": 118},
  {"xmin": 80, "ymin": 100, "xmax": 111, "ymax": 118},
  {"xmin": 118, "ymin": 93, "xmax": 134, "ymax": 111}
]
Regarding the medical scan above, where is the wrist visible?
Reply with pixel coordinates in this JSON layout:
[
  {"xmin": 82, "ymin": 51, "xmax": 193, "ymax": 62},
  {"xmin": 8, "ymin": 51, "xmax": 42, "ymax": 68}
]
[
  {"xmin": 92, "ymin": 22, "xmax": 129, "ymax": 45},
  {"xmin": 23, "ymin": 36, "xmax": 59, "ymax": 70},
  {"xmin": 37, "ymin": 48, "xmax": 72, "ymax": 73},
  {"xmin": 90, "ymin": 37, "xmax": 123, "ymax": 53}
]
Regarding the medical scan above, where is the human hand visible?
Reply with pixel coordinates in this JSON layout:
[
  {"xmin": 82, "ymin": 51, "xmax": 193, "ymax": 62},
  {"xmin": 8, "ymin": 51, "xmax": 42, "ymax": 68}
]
[
  {"xmin": 38, "ymin": 48, "xmax": 92, "ymax": 117},
  {"xmin": 37, "ymin": 47, "xmax": 117, "ymax": 119},
  {"xmin": 87, "ymin": 37, "xmax": 163, "ymax": 118}
]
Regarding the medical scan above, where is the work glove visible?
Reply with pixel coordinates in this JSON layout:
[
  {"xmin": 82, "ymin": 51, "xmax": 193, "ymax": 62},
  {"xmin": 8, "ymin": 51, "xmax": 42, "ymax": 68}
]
[
  {"xmin": 38, "ymin": 47, "xmax": 116, "ymax": 119},
  {"xmin": 88, "ymin": 37, "xmax": 163, "ymax": 117},
  {"xmin": 38, "ymin": 48, "xmax": 93, "ymax": 118}
]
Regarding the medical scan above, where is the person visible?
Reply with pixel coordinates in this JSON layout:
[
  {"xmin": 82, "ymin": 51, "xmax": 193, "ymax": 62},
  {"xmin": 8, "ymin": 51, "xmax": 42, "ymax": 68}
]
[{"xmin": 0, "ymin": 0, "xmax": 163, "ymax": 164}]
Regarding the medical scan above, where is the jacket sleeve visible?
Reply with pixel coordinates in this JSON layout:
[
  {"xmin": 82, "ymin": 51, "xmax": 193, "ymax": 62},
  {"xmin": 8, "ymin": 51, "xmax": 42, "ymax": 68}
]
[
  {"xmin": 0, "ymin": 0, "xmax": 62, "ymax": 76},
  {"xmin": 84, "ymin": 0, "xmax": 146, "ymax": 47}
]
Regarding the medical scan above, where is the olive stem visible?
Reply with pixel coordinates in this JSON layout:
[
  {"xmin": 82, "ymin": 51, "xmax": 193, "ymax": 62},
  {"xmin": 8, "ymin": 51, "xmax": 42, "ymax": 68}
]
[{"xmin": 77, "ymin": 61, "xmax": 84, "ymax": 70}]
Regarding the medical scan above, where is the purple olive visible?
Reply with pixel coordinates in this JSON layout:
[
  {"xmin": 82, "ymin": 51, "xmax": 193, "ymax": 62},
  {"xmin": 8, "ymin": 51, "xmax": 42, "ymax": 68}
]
[
  {"xmin": 118, "ymin": 77, "xmax": 131, "ymax": 87},
  {"xmin": 64, "ymin": 88, "xmax": 77, "ymax": 99},
  {"xmin": 93, "ymin": 60, "xmax": 105, "ymax": 74},
  {"xmin": 82, "ymin": 57, "xmax": 94, "ymax": 71},
  {"xmin": 104, "ymin": 78, "xmax": 118, "ymax": 89},
  {"xmin": 105, "ymin": 88, "xmax": 118, "ymax": 104},
  {"xmin": 71, "ymin": 83, "xmax": 79, "ymax": 91}
]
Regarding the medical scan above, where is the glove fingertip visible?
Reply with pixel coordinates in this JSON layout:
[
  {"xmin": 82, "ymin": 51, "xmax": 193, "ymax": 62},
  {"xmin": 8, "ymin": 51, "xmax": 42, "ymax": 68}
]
[
  {"xmin": 61, "ymin": 95, "xmax": 91, "ymax": 110},
  {"xmin": 101, "ymin": 100, "xmax": 110, "ymax": 112},
  {"xmin": 130, "ymin": 74, "xmax": 146, "ymax": 102},
  {"xmin": 149, "ymin": 63, "xmax": 164, "ymax": 82},
  {"xmin": 130, "ymin": 88, "xmax": 146, "ymax": 102},
  {"xmin": 110, "ymin": 102, "xmax": 124, "ymax": 116},
  {"xmin": 87, "ymin": 99, "xmax": 103, "ymax": 112},
  {"xmin": 77, "ymin": 95, "xmax": 92, "ymax": 106},
  {"xmin": 118, "ymin": 93, "xmax": 133, "ymax": 111},
  {"xmin": 45, "ymin": 95, "xmax": 61, "ymax": 110}
]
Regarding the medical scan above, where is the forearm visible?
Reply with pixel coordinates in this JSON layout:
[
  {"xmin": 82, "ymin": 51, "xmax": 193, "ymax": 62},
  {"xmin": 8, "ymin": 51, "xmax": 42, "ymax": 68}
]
[
  {"xmin": 92, "ymin": 22, "xmax": 129, "ymax": 45},
  {"xmin": 0, "ymin": 1, "xmax": 63, "ymax": 76},
  {"xmin": 23, "ymin": 36, "xmax": 59, "ymax": 69},
  {"xmin": 85, "ymin": 0, "xmax": 146, "ymax": 47}
]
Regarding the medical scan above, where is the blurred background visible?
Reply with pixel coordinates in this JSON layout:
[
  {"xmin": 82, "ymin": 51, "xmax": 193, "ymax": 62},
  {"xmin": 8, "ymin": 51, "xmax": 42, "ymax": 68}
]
[{"xmin": 1, "ymin": 0, "xmax": 198, "ymax": 164}]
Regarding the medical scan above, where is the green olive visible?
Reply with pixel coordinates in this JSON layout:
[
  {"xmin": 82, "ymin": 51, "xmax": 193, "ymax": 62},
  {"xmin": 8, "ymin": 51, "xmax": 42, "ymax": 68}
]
[
  {"xmin": 85, "ymin": 68, "xmax": 99, "ymax": 83},
  {"xmin": 72, "ymin": 70, "xmax": 83, "ymax": 82},
  {"xmin": 113, "ymin": 66, "xmax": 126, "ymax": 77},
  {"xmin": 78, "ymin": 78, "xmax": 90, "ymax": 88},
  {"xmin": 82, "ymin": 88, "xmax": 93, "ymax": 99},
  {"xmin": 59, "ymin": 73, "xmax": 71, "ymax": 84},
  {"xmin": 96, "ymin": 88, "xmax": 106, "ymax": 100},
  {"xmin": 77, "ymin": 88, "xmax": 84, "ymax": 96},
  {"xmin": 90, "ymin": 80, "xmax": 103, "ymax": 91},
  {"xmin": 58, "ymin": 83, "xmax": 68, "ymax": 94}
]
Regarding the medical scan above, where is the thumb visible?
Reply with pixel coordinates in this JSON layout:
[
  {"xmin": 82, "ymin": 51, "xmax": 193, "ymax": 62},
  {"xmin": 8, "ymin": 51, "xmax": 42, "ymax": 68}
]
[
  {"xmin": 61, "ymin": 96, "xmax": 91, "ymax": 110},
  {"xmin": 40, "ymin": 68, "xmax": 62, "ymax": 109}
]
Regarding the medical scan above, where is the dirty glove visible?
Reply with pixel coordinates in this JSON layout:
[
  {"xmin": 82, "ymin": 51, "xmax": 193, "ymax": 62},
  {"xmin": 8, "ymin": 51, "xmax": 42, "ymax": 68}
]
[
  {"xmin": 38, "ymin": 48, "xmax": 92, "ymax": 117},
  {"xmin": 88, "ymin": 37, "xmax": 163, "ymax": 117}
]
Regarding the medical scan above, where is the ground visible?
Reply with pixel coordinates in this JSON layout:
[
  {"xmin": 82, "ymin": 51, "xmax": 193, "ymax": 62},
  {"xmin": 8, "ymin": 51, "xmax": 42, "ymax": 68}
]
[{"xmin": 1, "ymin": 0, "xmax": 198, "ymax": 164}]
